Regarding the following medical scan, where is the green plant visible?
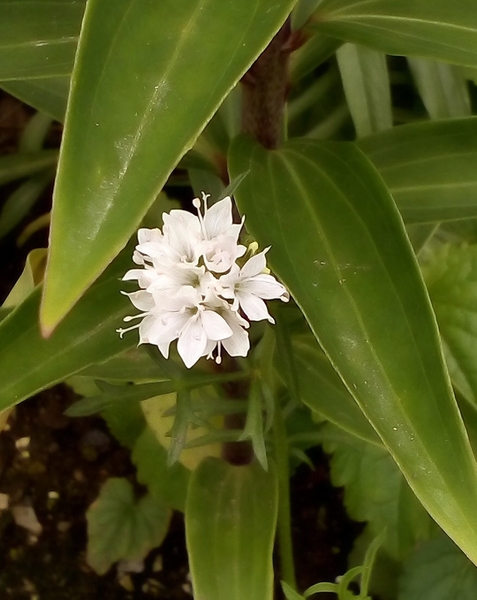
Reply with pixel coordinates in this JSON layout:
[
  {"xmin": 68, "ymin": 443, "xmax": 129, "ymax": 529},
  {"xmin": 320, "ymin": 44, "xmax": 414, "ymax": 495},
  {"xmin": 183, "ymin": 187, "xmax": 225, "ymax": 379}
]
[{"xmin": 3, "ymin": 0, "xmax": 477, "ymax": 597}]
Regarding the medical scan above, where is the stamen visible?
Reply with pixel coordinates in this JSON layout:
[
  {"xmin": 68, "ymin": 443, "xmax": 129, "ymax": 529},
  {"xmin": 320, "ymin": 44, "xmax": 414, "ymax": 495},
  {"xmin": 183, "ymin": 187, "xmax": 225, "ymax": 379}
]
[
  {"xmin": 116, "ymin": 323, "xmax": 140, "ymax": 337},
  {"xmin": 123, "ymin": 312, "xmax": 148, "ymax": 323}
]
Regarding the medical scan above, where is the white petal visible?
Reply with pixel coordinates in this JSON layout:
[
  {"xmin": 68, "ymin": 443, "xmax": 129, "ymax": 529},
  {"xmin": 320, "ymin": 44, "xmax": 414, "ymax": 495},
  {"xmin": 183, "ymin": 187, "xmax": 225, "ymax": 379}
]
[
  {"xmin": 146, "ymin": 311, "xmax": 187, "ymax": 346},
  {"xmin": 177, "ymin": 318, "xmax": 208, "ymax": 368},
  {"xmin": 240, "ymin": 249, "xmax": 269, "ymax": 278},
  {"xmin": 238, "ymin": 292, "xmax": 274, "ymax": 323},
  {"xmin": 203, "ymin": 197, "xmax": 233, "ymax": 238},
  {"xmin": 240, "ymin": 274, "xmax": 289, "ymax": 300},
  {"xmin": 163, "ymin": 210, "xmax": 201, "ymax": 263},
  {"xmin": 127, "ymin": 290, "xmax": 155, "ymax": 311},
  {"xmin": 200, "ymin": 310, "xmax": 233, "ymax": 341},
  {"xmin": 123, "ymin": 268, "xmax": 157, "ymax": 289},
  {"xmin": 137, "ymin": 227, "xmax": 162, "ymax": 244},
  {"xmin": 221, "ymin": 320, "xmax": 250, "ymax": 357}
]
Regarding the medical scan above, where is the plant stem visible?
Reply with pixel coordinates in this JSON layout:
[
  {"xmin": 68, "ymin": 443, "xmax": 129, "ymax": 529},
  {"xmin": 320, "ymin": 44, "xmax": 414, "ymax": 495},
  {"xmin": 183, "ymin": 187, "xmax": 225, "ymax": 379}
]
[
  {"xmin": 272, "ymin": 398, "xmax": 297, "ymax": 590},
  {"xmin": 241, "ymin": 19, "xmax": 291, "ymax": 149}
]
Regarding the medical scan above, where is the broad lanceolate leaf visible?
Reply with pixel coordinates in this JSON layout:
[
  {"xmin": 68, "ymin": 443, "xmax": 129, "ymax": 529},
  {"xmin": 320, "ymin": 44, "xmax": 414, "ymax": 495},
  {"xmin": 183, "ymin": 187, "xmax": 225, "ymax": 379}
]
[
  {"xmin": 423, "ymin": 245, "xmax": 477, "ymax": 408},
  {"xmin": 398, "ymin": 533, "xmax": 477, "ymax": 600},
  {"xmin": 336, "ymin": 43, "xmax": 392, "ymax": 137},
  {"xmin": 86, "ymin": 478, "xmax": 170, "ymax": 575},
  {"xmin": 186, "ymin": 458, "xmax": 278, "ymax": 600},
  {"xmin": 358, "ymin": 118, "xmax": 477, "ymax": 224},
  {"xmin": 293, "ymin": 335, "xmax": 381, "ymax": 446},
  {"xmin": 0, "ymin": 0, "xmax": 84, "ymax": 80},
  {"xmin": 229, "ymin": 136, "xmax": 477, "ymax": 565},
  {"xmin": 41, "ymin": 0, "xmax": 298, "ymax": 333},
  {"xmin": 0, "ymin": 249, "xmax": 134, "ymax": 411},
  {"xmin": 312, "ymin": 0, "xmax": 477, "ymax": 68}
]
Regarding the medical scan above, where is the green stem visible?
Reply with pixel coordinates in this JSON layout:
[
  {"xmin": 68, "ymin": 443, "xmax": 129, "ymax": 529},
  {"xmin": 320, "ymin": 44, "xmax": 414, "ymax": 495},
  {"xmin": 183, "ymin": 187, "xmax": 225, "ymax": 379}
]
[{"xmin": 272, "ymin": 398, "xmax": 297, "ymax": 590}]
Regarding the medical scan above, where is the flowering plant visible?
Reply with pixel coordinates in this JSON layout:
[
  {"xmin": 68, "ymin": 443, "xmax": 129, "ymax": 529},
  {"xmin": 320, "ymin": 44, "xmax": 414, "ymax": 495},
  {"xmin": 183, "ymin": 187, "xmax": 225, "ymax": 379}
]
[
  {"xmin": 118, "ymin": 194, "xmax": 288, "ymax": 367},
  {"xmin": 3, "ymin": 1, "xmax": 477, "ymax": 598}
]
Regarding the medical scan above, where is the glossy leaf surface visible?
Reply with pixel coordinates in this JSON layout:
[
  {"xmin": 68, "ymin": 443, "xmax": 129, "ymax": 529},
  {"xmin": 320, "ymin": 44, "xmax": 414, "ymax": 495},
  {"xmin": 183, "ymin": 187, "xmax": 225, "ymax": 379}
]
[
  {"xmin": 186, "ymin": 458, "xmax": 277, "ymax": 600},
  {"xmin": 293, "ymin": 335, "xmax": 381, "ymax": 446},
  {"xmin": 229, "ymin": 135, "xmax": 477, "ymax": 564},
  {"xmin": 358, "ymin": 118, "xmax": 477, "ymax": 223},
  {"xmin": 0, "ymin": 0, "xmax": 84, "ymax": 80},
  {"xmin": 41, "ymin": 0, "xmax": 297, "ymax": 332},
  {"xmin": 0, "ymin": 249, "xmax": 134, "ymax": 411},
  {"xmin": 313, "ymin": 0, "xmax": 477, "ymax": 68}
]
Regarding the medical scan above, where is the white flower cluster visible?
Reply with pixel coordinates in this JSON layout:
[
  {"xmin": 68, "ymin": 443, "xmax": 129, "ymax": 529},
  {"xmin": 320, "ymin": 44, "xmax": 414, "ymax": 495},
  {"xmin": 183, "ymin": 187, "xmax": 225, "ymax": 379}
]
[{"xmin": 117, "ymin": 193, "xmax": 289, "ymax": 368}]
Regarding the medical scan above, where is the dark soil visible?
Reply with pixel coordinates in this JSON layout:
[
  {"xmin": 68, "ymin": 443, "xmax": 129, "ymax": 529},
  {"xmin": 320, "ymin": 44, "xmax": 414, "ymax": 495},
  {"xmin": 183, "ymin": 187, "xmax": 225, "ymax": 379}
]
[{"xmin": 0, "ymin": 91, "xmax": 361, "ymax": 599}]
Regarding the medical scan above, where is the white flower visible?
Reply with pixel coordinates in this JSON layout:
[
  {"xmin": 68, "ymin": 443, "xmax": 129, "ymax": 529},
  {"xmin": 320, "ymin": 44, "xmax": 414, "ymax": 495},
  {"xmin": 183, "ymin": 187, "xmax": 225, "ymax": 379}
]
[
  {"xmin": 117, "ymin": 192, "xmax": 289, "ymax": 368},
  {"xmin": 219, "ymin": 249, "xmax": 289, "ymax": 323}
]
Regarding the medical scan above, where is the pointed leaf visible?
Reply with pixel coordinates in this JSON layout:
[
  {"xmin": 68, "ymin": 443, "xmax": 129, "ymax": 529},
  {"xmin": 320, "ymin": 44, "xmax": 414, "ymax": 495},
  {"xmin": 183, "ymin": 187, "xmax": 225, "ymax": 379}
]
[
  {"xmin": 313, "ymin": 1, "xmax": 477, "ymax": 68},
  {"xmin": 41, "ymin": 0, "xmax": 298, "ymax": 332},
  {"xmin": 229, "ymin": 135, "xmax": 477, "ymax": 565},
  {"xmin": 336, "ymin": 43, "xmax": 392, "ymax": 137},
  {"xmin": 186, "ymin": 457, "xmax": 278, "ymax": 600},
  {"xmin": 0, "ymin": 249, "xmax": 134, "ymax": 411},
  {"xmin": 86, "ymin": 478, "xmax": 170, "ymax": 575},
  {"xmin": 1, "ymin": 77, "xmax": 70, "ymax": 122},
  {"xmin": 0, "ymin": 0, "xmax": 84, "ymax": 80},
  {"xmin": 408, "ymin": 58, "xmax": 471, "ymax": 120},
  {"xmin": 358, "ymin": 118, "xmax": 477, "ymax": 224}
]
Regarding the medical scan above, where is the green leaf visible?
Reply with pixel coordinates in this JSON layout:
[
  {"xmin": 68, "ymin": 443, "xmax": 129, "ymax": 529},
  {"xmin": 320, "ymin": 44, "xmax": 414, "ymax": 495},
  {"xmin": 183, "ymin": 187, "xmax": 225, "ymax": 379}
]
[
  {"xmin": 408, "ymin": 58, "xmax": 471, "ymax": 120},
  {"xmin": 336, "ymin": 43, "xmax": 392, "ymax": 137},
  {"xmin": 312, "ymin": 0, "xmax": 477, "ymax": 68},
  {"xmin": 239, "ymin": 380, "xmax": 268, "ymax": 470},
  {"xmin": 282, "ymin": 581, "xmax": 306, "ymax": 600},
  {"xmin": 132, "ymin": 427, "xmax": 190, "ymax": 512},
  {"xmin": 186, "ymin": 457, "xmax": 278, "ymax": 600},
  {"xmin": 40, "ymin": 0, "xmax": 298, "ymax": 332},
  {"xmin": 0, "ymin": 170, "xmax": 54, "ymax": 239},
  {"xmin": 323, "ymin": 423, "xmax": 434, "ymax": 560},
  {"xmin": 78, "ymin": 347, "xmax": 168, "ymax": 382},
  {"xmin": 358, "ymin": 118, "xmax": 477, "ymax": 224},
  {"xmin": 293, "ymin": 335, "xmax": 381, "ymax": 447},
  {"xmin": 229, "ymin": 135, "xmax": 477, "ymax": 565},
  {"xmin": 290, "ymin": 33, "xmax": 342, "ymax": 82},
  {"xmin": 423, "ymin": 245, "xmax": 477, "ymax": 407},
  {"xmin": 0, "ymin": 149, "xmax": 57, "ymax": 187},
  {"xmin": 86, "ymin": 478, "xmax": 170, "ymax": 575},
  {"xmin": 398, "ymin": 533, "xmax": 477, "ymax": 600},
  {"xmin": 1, "ymin": 76, "xmax": 70, "ymax": 122},
  {"xmin": 102, "ymin": 399, "xmax": 146, "ymax": 450},
  {"xmin": 0, "ymin": 0, "xmax": 84, "ymax": 80},
  {"xmin": 0, "ymin": 249, "xmax": 134, "ymax": 411}
]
